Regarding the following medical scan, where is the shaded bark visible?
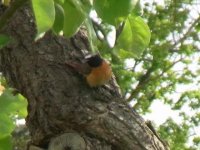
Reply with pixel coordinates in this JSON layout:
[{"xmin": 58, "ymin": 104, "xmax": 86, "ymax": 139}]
[{"xmin": 0, "ymin": 4, "xmax": 168, "ymax": 150}]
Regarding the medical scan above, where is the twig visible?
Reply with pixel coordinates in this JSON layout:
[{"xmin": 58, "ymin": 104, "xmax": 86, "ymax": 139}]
[
  {"xmin": 171, "ymin": 14, "xmax": 200, "ymax": 50},
  {"xmin": 127, "ymin": 55, "xmax": 184, "ymax": 102},
  {"xmin": 91, "ymin": 19, "xmax": 106, "ymax": 41},
  {"xmin": 126, "ymin": 65, "xmax": 154, "ymax": 102},
  {"xmin": 115, "ymin": 21, "xmax": 125, "ymax": 41}
]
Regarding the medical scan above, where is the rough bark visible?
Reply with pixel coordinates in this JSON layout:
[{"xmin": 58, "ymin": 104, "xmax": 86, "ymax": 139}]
[{"xmin": 0, "ymin": 3, "xmax": 168, "ymax": 150}]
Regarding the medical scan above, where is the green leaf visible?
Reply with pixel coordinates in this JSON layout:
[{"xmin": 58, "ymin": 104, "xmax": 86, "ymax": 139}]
[
  {"xmin": 15, "ymin": 94, "xmax": 27, "ymax": 118},
  {"xmin": 80, "ymin": 0, "xmax": 93, "ymax": 10},
  {"xmin": 0, "ymin": 114, "xmax": 14, "ymax": 139},
  {"xmin": 0, "ymin": 89, "xmax": 27, "ymax": 139},
  {"xmin": 0, "ymin": 90, "xmax": 25, "ymax": 114},
  {"xmin": 52, "ymin": 3, "xmax": 64, "ymax": 34},
  {"xmin": 63, "ymin": 0, "xmax": 85, "ymax": 37},
  {"xmin": 54, "ymin": 0, "xmax": 64, "ymax": 5},
  {"xmin": 117, "ymin": 15, "xmax": 151, "ymax": 58},
  {"xmin": 193, "ymin": 137, "xmax": 200, "ymax": 145},
  {"xmin": 0, "ymin": 135, "xmax": 12, "ymax": 150},
  {"xmin": 131, "ymin": 0, "xmax": 142, "ymax": 16},
  {"xmin": 0, "ymin": 34, "xmax": 10, "ymax": 48},
  {"xmin": 0, "ymin": 89, "xmax": 27, "ymax": 116},
  {"xmin": 118, "ymin": 49, "xmax": 136, "ymax": 59},
  {"xmin": 32, "ymin": 0, "xmax": 55, "ymax": 36},
  {"xmin": 94, "ymin": 0, "xmax": 138, "ymax": 25},
  {"xmin": 0, "ymin": 89, "xmax": 27, "ymax": 150},
  {"xmin": 0, "ymin": 90, "xmax": 16, "ymax": 114}
]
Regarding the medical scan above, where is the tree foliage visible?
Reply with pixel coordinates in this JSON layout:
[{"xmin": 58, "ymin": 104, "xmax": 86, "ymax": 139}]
[
  {"xmin": 0, "ymin": 78, "xmax": 27, "ymax": 150},
  {"xmin": 0, "ymin": 0, "xmax": 200, "ymax": 149}
]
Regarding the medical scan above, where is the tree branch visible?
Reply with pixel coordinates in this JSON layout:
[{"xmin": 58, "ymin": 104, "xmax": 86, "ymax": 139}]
[
  {"xmin": 127, "ymin": 66, "xmax": 154, "ymax": 102},
  {"xmin": 0, "ymin": 0, "xmax": 28, "ymax": 30},
  {"xmin": 127, "ymin": 55, "xmax": 184, "ymax": 103},
  {"xmin": 171, "ymin": 14, "xmax": 200, "ymax": 50}
]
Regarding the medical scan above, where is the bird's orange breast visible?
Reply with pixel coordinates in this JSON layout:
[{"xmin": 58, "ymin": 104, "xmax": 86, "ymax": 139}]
[{"xmin": 86, "ymin": 61, "xmax": 112, "ymax": 87}]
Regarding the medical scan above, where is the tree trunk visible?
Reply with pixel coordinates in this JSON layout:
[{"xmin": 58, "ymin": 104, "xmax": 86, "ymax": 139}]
[{"xmin": 0, "ymin": 3, "xmax": 168, "ymax": 150}]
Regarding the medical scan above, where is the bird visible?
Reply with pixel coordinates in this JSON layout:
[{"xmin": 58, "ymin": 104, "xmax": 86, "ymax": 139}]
[{"xmin": 66, "ymin": 54, "xmax": 112, "ymax": 87}]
